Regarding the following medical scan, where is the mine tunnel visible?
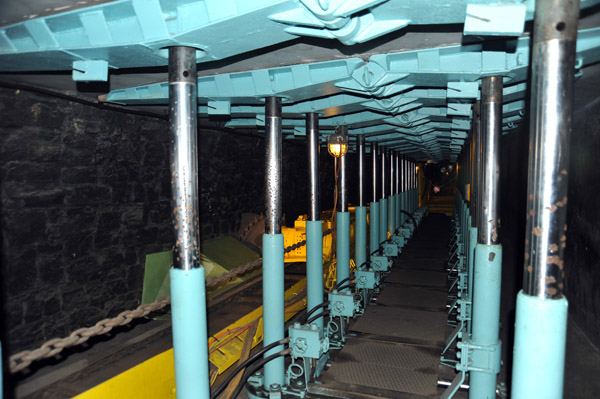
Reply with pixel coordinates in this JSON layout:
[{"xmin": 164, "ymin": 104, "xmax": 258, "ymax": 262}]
[{"xmin": 1, "ymin": 1, "xmax": 600, "ymax": 398}]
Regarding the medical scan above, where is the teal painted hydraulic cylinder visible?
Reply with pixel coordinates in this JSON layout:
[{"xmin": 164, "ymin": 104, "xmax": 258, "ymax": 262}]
[
  {"xmin": 306, "ymin": 220, "xmax": 324, "ymax": 329},
  {"xmin": 355, "ymin": 206, "xmax": 367, "ymax": 269},
  {"xmin": 395, "ymin": 193, "xmax": 401, "ymax": 229},
  {"xmin": 511, "ymin": 291, "xmax": 568, "ymax": 399},
  {"xmin": 467, "ymin": 224, "xmax": 477, "ymax": 335},
  {"xmin": 336, "ymin": 212, "xmax": 350, "ymax": 289},
  {"xmin": 400, "ymin": 192, "xmax": 406, "ymax": 225},
  {"xmin": 369, "ymin": 202, "xmax": 379, "ymax": 256},
  {"xmin": 468, "ymin": 225, "xmax": 477, "ymax": 301},
  {"xmin": 379, "ymin": 198, "xmax": 388, "ymax": 244},
  {"xmin": 388, "ymin": 194, "xmax": 395, "ymax": 237},
  {"xmin": 262, "ymin": 233, "xmax": 285, "ymax": 388},
  {"xmin": 170, "ymin": 267, "xmax": 210, "ymax": 399},
  {"xmin": 469, "ymin": 243, "xmax": 502, "ymax": 399}
]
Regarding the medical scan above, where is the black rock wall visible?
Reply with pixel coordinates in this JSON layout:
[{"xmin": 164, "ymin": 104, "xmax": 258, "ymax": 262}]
[
  {"xmin": 564, "ymin": 98, "xmax": 600, "ymax": 349},
  {"xmin": 0, "ymin": 88, "xmax": 173, "ymax": 355},
  {"xmin": 0, "ymin": 88, "xmax": 323, "ymax": 357},
  {"xmin": 498, "ymin": 96, "xmax": 600, "ymax": 379}
]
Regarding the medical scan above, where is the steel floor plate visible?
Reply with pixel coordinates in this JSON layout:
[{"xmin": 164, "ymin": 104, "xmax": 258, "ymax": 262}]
[
  {"xmin": 395, "ymin": 258, "xmax": 447, "ymax": 271},
  {"xmin": 319, "ymin": 339, "xmax": 439, "ymax": 397},
  {"xmin": 385, "ymin": 269, "xmax": 447, "ymax": 287},
  {"xmin": 376, "ymin": 286, "xmax": 447, "ymax": 310},
  {"xmin": 350, "ymin": 306, "xmax": 447, "ymax": 344}
]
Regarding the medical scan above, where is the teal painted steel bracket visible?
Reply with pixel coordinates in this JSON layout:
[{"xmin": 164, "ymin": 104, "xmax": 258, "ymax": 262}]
[
  {"xmin": 442, "ymin": 296, "xmax": 471, "ymax": 356},
  {"xmin": 169, "ymin": 267, "xmax": 210, "ymax": 399},
  {"xmin": 441, "ymin": 338, "xmax": 501, "ymax": 399},
  {"xmin": 397, "ymin": 227, "xmax": 411, "ymax": 238},
  {"xmin": 101, "ymin": 27, "xmax": 600, "ymax": 161},
  {"xmin": 463, "ymin": 3, "xmax": 526, "ymax": 36},
  {"xmin": 440, "ymin": 371, "xmax": 466, "ymax": 399},
  {"xmin": 3, "ymin": 0, "xmax": 600, "ymax": 74},
  {"xmin": 72, "ymin": 60, "xmax": 108, "ymax": 81},
  {"xmin": 248, "ymin": 329, "xmax": 329, "ymax": 399},
  {"xmin": 381, "ymin": 242, "xmax": 398, "ymax": 257},
  {"xmin": 456, "ymin": 265, "xmax": 468, "ymax": 292},
  {"xmin": 456, "ymin": 339, "xmax": 502, "ymax": 375},
  {"xmin": 370, "ymin": 255, "xmax": 391, "ymax": 272},
  {"xmin": 207, "ymin": 100, "xmax": 231, "ymax": 115},
  {"xmin": 327, "ymin": 290, "xmax": 357, "ymax": 349},
  {"xmin": 355, "ymin": 269, "xmax": 379, "ymax": 290},
  {"xmin": 328, "ymin": 290, "xmax": 357, "ymax": 318},
  {"xmin": 390, "ymin": 234, "xmax": 405, "ymax": 249},
  {"xmin": 289, "ymin": 323, "xmax": 329, "ymax": 360},
  {"xmin": 0, "ymin": 0, "xmax": 304, "ymax": 71},
  {"xmin": 269, "ymin": 0, "xmax": 410, "ymax": 45}
]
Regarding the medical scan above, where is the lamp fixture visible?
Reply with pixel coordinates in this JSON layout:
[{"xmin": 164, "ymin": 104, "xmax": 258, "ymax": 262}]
[{"xmin": 327, "ymin": 126, "xmax": 349, "ymax": 158}]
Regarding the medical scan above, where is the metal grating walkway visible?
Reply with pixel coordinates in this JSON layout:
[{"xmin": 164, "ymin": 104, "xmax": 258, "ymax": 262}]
[{"xmin": 310, "ymin": 213, "xmax": 451, "ymax": 399}]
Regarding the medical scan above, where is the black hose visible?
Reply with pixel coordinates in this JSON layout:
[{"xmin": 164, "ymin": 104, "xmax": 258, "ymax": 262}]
[
  {"xmin": 211, "ymin": 338, "xmax": 289, "ymax": 399},
  {"xmin": 305, "ymin": 311, "xmax": 330, "ymax": 325},
  {"xmin": 298, "ymin": 301, "xmax": 330, "ymax": 324},
  {"xmin": 334, "ymin": 277, "xmax": 351, "ymax": 289},
  {"xmin": 335, "ymin": 283, "xmax": 355, "ymax": 292},
  {"xmin": 356, "ymin": 260, "xmax": 370, "ymax": 269},
  {"xmin": 230, "ymin": 349, "xmax": 292, "ymax": 399}
]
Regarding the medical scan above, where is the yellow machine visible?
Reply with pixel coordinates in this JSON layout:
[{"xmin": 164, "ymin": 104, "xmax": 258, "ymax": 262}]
[{"xmin": 76, "ymin": 210, "xmax": 358, "ymax": 398}]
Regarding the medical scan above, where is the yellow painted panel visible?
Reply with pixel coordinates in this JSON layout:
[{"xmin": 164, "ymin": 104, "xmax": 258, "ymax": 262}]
[
  {"xmin": 76, "ymin": 280, "xmax": 307, "ymax": 398},
  {"xmin": 74, "ymin": 349, "xmax": 176, "ymax": 399}
]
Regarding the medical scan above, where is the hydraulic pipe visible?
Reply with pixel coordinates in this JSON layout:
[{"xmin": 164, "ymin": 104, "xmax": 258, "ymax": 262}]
[
  {"xmin": 358, "ymin": 135, "xmax": 365, "ymax": 208},
  {"xmin": 478, "ymin": 77, "xmax": 503, "ymax": 245},
  {"xmin": 169, "ymin": 47, "xmax": 200, "ymax": 273},
  {"xmin": 471, "ymin": 102, "xmax": 480, "ymax": 228},
  {"xmin": 407, "ymin": 158, "xmax": 412, "ymax": 213},
  {"xmin": 512, "ymin": 1, "xmax": 579, "ymax": 397},
  {"xmin": 408, "ymin": 159, "xmax": 413, "ymax": 212},
  {"xmin": 307, "ymin": 113, "xmax": 320, "ymax": 222},
  {"xmin": 414, "ymin": 159, "xmax": 418, "ymax": 210},
  {"xmin": 339, "ymin": 127, "xmax": 348, "ymax": 213},
  {"xmin": 388, "ymin": 148, "xmax": 396, "ymax": 237},
  {"xmin": 379, "ymin": 148, "xmax": 388, "ymax": 243},
  {"xmin": 409, "ymin": 158, "xmax": 413, "ymax": 212},
  {"xmin": 469, "ymin": 76, "xmax": 503, "ymax": 399},
  {"xmin": 355, "ymin": 136, "xmax": 367, "ymax": 269},
  {"xmin": 337, "ymin": 133, "xmax": 350, "ymax": 289},
  {"xmin": 395, "ymin": 152, "xmax": 401, "ymax": 229},
  {"xmin": 381, "ymin": 147, "xmax": 386, "ymax": 199},
  {"xmin": 370, "ymin": 142, "xmax": 380, "ymax": 255},
  {"xmin": 167, "ymin": 46, "xmax": 210, "ymax": 399},
  {"xmin": 400, "ymin": 155, "xmax": 406, "ymax": 225},
  {"xmin": 411, "ymin": 159, "xmax": 416, "ymax": 212},
  {"xmin": 305, "ymin": 113, "xmax": 324, "ymax": 329},
  {"xmin": 263, "ymin": 96, "xmax": 285, "ymax": 388}
]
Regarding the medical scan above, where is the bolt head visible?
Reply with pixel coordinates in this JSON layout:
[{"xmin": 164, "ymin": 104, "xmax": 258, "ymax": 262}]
[{"xmin": 270, "ymin": 383, "xmax": 281, "ymax": 392}]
